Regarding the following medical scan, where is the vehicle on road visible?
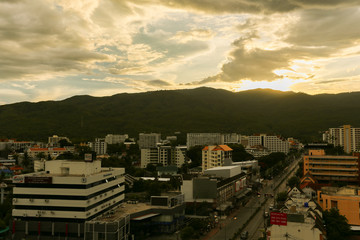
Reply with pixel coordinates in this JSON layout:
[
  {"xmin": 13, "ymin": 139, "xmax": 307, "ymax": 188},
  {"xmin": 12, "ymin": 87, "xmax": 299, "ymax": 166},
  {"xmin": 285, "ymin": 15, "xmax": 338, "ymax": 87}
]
[{"xmin": 240, "ymin": 231, "xmax": 249, "ymax": 239}]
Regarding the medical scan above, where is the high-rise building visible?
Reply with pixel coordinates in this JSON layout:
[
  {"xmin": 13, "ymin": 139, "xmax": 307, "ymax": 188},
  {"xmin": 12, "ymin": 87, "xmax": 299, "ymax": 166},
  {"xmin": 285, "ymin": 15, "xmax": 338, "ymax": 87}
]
[
  {"xmin": 89, "ymin": 138, "xmax": 107, "ymax": 155},
  {"xmin": 187, "ymin": 133, "xmax": 224, "ymax": 148},
  {"xmin": 104, "ymin": 134, "xmax": 129, "ymax": 144},
  {"xmin": 202, "ymin": 145, "xmax": 232, "ymax": 172},
  {"xmin": 326, "ymin": 125, "xmax": 360, "ymax": 153},
  {"xmin": 248, "ymin": 134, "xmax": 290, "ymax": 154},
  {"xmin": 11, "ymin": 159, "xmax": 126, "ymax": 239},
  {"xmin": 138, "ymin": 133, "xmax": 161, "ymax": 149}
]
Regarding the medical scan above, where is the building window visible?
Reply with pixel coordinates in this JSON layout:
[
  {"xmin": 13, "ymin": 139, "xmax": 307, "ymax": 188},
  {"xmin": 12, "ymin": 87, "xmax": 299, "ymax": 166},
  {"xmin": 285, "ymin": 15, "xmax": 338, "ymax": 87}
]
[{"xmin": 331, "ymin": 200, "xmax": 338, "ymax": 209}]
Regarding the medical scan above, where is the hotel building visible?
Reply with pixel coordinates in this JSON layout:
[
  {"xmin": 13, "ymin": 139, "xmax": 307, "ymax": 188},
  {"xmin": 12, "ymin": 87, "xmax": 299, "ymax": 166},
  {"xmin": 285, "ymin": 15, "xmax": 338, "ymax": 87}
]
[
  {"xmin": 11, "ymin": 159, "xmax": 126, "ymax": 239},
  {"xmin": 248, "ymin": 134, "xmax": 290, "ymax": 154}
]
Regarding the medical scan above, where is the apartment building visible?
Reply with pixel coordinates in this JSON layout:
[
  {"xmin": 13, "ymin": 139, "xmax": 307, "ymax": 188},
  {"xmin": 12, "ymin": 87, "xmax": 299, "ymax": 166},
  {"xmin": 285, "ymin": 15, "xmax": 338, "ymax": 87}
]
[
  {"xmin": 248, "ymin": 134, "xmax": 290, "ymax": 154},
  {"xmin": 140, "ymin": 145, "xmax": 187, "ymax": 168},
  {"xmin": 89, "ymin": 138, "xmax": 107, "ymax": 155},
  {"xmin": 318, "ymin": 186, "xmax": 360, "ymax": 226},
  {"xmin": 104, "ymin": 134, "xmax": 129, "ymax": 144},
  {"xmin": 325, "ymin": 125, "xmax": 360, "ymax": 153},
  {"xmin": 187, "ymin": 133, "xmax": 224, "ymax": 148},
  {"xmin": 139, "ymin": 133, "xmax": 161, "ymax": 149},
  {"xmin": 202, "ymin": 145, "xmax": 232, "ymax": 172},
  {"xmin": 11, "ymin": 159, "xmax": 126, "ymax": 239},
  {"xmin": 303, "ymin": 149, "xmax": 360, "ymax": 183}
]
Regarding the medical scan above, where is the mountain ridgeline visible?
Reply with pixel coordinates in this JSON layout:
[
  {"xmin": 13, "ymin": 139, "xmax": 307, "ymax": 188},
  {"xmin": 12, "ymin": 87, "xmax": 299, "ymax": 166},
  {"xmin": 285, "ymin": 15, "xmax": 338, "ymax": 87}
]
[{"xmin": 0, "ymin": 87, "xmax": 359, "ymax": 142}]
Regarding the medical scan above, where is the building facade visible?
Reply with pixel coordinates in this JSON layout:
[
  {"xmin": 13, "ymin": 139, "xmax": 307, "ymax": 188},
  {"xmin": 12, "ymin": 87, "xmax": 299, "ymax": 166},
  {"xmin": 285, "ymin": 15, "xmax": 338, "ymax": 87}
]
[
  {"xmin": 89, "ymin": 138, "xmax": 107, "ymax": 155},
  {"xmin": 303, "ymin": 149, "xmax": 360, "ymax": 183},
  {"xmin": 138, "ymin": 133, "xmax": 161, "ymax": 149},
  {"xmin": 202, "ymin": 145, "xmax": 232, "ymax": 172},
  {"xmin": 248, "ymin": 134, "xmax": 290, "ymax": 154},
  {"xmin": 11, "ymin": 160, "xmax": 126, "ymax": 239},
  {"xmin": 318, "ymin": 186, "xmax": 360, "ymax": 226},
  {"xmin": 27, "ymin": 147, "xmax": 74, "ymax": 160},
  {"xmin": 140, "ymin": 145, "xmax": 187, "ymax": 168},
  {"xmin": 104, "ymin": 134, "xmax": 129, "ymax": 144},
  {"xmin": 187, "ymin": 133, "xmax": 224, "ymax": 148},
  {"xmin": 325, "ymin": 125, "xmax": 360, "ymax": 153}
]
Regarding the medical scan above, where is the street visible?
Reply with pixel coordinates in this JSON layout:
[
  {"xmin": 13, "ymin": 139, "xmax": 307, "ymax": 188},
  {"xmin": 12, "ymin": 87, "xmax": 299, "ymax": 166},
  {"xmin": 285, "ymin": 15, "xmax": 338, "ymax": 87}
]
[{"xmin": 206, "ymin": 155, "xmax": 301, "ymax": 240}]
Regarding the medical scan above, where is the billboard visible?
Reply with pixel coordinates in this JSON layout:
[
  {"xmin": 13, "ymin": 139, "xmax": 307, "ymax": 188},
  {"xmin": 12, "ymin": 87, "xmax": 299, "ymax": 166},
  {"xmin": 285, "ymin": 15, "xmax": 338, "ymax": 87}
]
[
  {"xmin": 25, "ymin": 176, "xmax": 52, "ymax": 184},
  {"xmin": 270, "ymin": 212, "xmax": 287, "ymax": 226},
  {"xmin": 13, "ymin": 175, "xmax": 25, "ymax": 183},
  {"xmin": 235, "ymin": 178, "xmax": 246, "ymax": 192}
]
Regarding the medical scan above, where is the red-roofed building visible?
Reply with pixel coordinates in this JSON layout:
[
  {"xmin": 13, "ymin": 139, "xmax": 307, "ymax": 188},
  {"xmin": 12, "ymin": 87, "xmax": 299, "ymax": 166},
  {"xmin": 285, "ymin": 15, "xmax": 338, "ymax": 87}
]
[
  {"xmin": 27, "ymin": 147, "xmax": 74, "ymax": 160},
  {"xmin": 202, "ymin": 145, "xmax": 233, "ymax": 172}
]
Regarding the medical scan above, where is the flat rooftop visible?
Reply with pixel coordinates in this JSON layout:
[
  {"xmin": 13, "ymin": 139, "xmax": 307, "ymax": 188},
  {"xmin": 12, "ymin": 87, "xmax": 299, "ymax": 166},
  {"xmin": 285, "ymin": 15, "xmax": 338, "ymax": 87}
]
[{"xmin": 93, "ymin": 202, "xmax": 170, "ymax": 223}]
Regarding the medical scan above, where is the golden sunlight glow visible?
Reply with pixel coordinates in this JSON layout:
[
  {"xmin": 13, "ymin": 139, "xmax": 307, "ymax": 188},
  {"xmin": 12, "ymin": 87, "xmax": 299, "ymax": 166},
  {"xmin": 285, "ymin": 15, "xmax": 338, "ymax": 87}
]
[{"xmin": 233, "ymin": 78, "xmax": 307, "ymax": 92}]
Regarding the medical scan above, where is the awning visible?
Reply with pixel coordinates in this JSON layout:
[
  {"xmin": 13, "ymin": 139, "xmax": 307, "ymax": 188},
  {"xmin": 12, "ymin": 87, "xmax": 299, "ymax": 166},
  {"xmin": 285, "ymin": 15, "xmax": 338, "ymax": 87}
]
[
  {"xmin": 236, "ymin": 189, "xmax": 251, "ymax": 199},
  {"xmin": 131, "ymin": 213, "xmax": 160, "ymax": 221}
]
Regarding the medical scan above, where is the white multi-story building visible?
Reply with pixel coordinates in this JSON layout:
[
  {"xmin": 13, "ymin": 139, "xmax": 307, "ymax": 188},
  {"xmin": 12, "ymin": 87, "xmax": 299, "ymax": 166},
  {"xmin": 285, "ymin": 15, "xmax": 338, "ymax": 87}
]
[
  {"xmin": 202, "ymin": 145, "xmax": 233, "ymax": 172},
  {"xmin": 326, "ymin": 125, "xmax": 360, "ymax": 153},
  {"xmin": 141, "ymin": 145, "xmax": 187, "ymax": 168},
  {"xmin": 139, "ymin": 133, "xmax": 161, "ymax": 149},
  {"xmin": 248, "ymin": 134, "xmax": 290, "ymax": 154},
  {"xmin": 187, "ymin": 133, "xmax": 224, "ymax": 148},
  {"xmin": 89, "ymin": 138, "xmax": 107, "ymax": 155},
  {"xmin": 173, "ymin": 146, "xmax": 187, "ymax": 167},
  {"xmin": 223, "ymin": 133, "xmax": 242, "ymax": 144},
  {"xmin": 105, "ymin": 134, "xmax": 129, "ymax": 144},
  {"xmin": 12, "ymin": 159, "xmax": 126, "ymax": 239}
]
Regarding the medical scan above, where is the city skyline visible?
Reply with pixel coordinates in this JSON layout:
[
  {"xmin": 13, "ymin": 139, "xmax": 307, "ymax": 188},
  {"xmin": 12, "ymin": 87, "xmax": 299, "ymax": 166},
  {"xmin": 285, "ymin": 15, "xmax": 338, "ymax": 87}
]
[{"xmin": 1, "ymin": 0, "xmax": 359, "ymax": 105}]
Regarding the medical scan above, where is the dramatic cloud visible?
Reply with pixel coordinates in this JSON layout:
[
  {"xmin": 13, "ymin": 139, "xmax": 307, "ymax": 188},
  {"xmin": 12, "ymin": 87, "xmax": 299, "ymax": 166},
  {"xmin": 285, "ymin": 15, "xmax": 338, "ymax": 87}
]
[
  {"xmin": 0, "ymin": 0, "xmax": 109, "ymax": 81},
  {"xmin": 0, "ymin": 0, "xmax": 359, "ymax": 104}
]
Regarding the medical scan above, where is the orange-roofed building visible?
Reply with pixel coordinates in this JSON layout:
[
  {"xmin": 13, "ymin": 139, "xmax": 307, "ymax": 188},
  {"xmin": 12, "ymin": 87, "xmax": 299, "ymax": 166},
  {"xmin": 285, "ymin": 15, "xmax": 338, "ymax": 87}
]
[{"xmin": 202, "ymin": 145, "xmax": 232, "ymax": 172}]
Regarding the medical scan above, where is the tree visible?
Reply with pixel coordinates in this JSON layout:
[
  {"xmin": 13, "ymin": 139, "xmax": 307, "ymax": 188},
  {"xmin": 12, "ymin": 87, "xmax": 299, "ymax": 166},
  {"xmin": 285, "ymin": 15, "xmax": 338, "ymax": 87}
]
[
  {"xmin": 58, "ymin": 139, "xmax": 73, "ymax": 148},
  {"xmin": 180, "ymin": 226, "xmax": 195, "ymax": 240},
  {"xmin": 186, "ymin": 146, "xmax": 203, "ymax": 168},
  {"xmin": 276, "ymin": 191, "xmax": 287, "ymax": 202},
  {"xmin": 227, "ymin": 144, "xmax": 253, "ymax": 162},
  {"xmin": 287, "ymin": 176, "xmax": 300, "ymax": 189},
  {"xmin": 323, "ymin": 208, "xmax": 351, "ymax": 240}
]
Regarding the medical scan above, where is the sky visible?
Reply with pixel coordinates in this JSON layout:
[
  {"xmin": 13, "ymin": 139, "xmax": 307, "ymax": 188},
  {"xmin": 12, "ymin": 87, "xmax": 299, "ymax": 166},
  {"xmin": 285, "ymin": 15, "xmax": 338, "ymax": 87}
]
[{"xmin": 0, "ymin": 0, "xmax": 360, "ymax": 105}]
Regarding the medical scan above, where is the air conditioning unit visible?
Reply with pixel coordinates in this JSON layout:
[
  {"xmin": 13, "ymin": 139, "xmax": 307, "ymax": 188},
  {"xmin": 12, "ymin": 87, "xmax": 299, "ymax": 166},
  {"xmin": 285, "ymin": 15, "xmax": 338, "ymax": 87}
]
[
  {"xmin": 45, "ymin": 199, "xmax": 49, "ymax": 203},
  {"xmin": 81, "ymin": 177, "xmax": 87, "ymax": 183},
  {"xmin": 29, "ymin": 199, "xmax": 34, "ymax": 202},
  {"xmin": 13, "ymin": 198, "xmax": 17, "ymax": 203},
  {"xmin": 36, "ymin": 213, "xmax": 41, "ymax": 217},
  {"xmin": 23, "ymin": 213, "xmax": 27, "ymax": 217}
]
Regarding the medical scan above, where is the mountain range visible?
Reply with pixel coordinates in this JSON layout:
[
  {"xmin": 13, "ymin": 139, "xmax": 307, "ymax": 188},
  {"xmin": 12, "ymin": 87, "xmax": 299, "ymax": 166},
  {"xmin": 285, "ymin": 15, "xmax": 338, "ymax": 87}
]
[{"xmin": 0, "ymin": 87, "xmax": 359, "ymax": 143}]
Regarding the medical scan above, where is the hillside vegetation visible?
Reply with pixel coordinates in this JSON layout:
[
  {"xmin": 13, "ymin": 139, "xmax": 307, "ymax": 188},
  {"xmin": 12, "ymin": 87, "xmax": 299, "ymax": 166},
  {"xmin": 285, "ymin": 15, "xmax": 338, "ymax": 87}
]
[{"xmin": 0, "ymin": 87, "xmax": 359, "ymax": 142}]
